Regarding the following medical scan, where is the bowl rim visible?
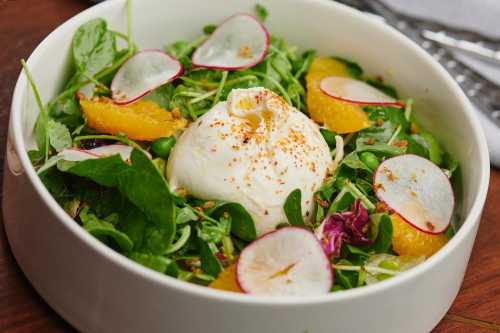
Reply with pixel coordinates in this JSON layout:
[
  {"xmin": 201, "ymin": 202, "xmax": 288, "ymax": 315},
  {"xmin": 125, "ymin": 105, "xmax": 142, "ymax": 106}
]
[{"xmin": 9, "ymin": 0, "xmax": 490, "ymax": 305}]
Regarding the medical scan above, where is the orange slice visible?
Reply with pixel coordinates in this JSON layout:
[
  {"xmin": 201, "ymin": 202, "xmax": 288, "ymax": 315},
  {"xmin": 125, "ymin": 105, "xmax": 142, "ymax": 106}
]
[
  {"xmin": 80, "ymin": 97, "xmax": 187, "ymax": 141},
  {"xmin": 208, "ymin": 263, "xmax": 241, "ymax": 293},
  {"xmin": 391, "ymin": 214, "xmax": 448, "ymax": 258},
  {"xmin": 306, "ymin": 57, "xmax": 370, "ymax": 134}
]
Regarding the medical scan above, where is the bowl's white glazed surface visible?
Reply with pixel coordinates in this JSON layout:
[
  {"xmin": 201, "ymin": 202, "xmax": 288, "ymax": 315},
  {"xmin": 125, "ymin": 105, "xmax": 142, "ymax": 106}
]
[{"xmin": 4, "ymin": 0, "xmax": 489, "ymax": 332}]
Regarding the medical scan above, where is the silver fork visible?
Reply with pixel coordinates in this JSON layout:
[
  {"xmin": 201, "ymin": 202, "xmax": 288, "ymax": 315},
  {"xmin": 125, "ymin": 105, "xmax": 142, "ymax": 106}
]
[{"xmin": 336, "ymin": 0, "xmax": 500, "ymax": 128}]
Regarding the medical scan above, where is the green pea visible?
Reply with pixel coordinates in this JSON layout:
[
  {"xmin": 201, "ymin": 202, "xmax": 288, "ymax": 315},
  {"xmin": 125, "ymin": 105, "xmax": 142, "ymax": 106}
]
[
  {"xmin": 151, "ymin": 136, "xmax": 176, "ymax": 158},
  {"xmin": 378, "ymin": 259, "xmax": 400, "ymax": 271},
  {"xmin": 359, "ymin": 152, "xmax": 380, "ymax": 171},
  {"xmin": 376, "ymin": 273, "xmax": 392, "ymax": 281}
]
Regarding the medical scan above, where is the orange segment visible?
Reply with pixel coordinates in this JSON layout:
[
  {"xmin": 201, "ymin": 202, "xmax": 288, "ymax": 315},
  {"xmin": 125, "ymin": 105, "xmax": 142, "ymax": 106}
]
[
  {"xmin": 80, "ymin": 97, "xmax": 187, "ymax": 141},
  {"xmin": 391, "ymin": 214, "xmax": 448, "ymax": 258},
  {"xmin": 209, "ymin": 264, "xmax": 241, "ymax": 293},
  {"xmin": 306, "ymin": 57, "xmax": 370, "ymax": 134}
]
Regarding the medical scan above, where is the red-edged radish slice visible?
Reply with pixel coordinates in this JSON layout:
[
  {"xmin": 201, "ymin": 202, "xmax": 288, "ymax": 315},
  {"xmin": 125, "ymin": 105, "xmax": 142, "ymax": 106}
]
[
  {"xmin": 373, "ymin": 154, "xmax": 454, "ymax": 234},
  {"xmin": 90, "ymin": 144, "xmax": 134, "ymax": 160},
  {"xmin": 58, "ymin": 148, "xmax": 101, "ymax": 162},
  {"xmin": 111, "ymin": 50, "xmax": 183, "ymax": 105},
  {"xmin": 58, "ymin": 145, "xmax": 142, "ymax": 162},
  {"xmin": 320, "ymin": 76, "xmax": 404, "ymax": 107},
  {"xmin": 236, "ymin": 227, "xmax": 332, "ymax": 296},
  {"xmin": 192, "ymin": 14, "xmax": 269, "ymax": 70}
]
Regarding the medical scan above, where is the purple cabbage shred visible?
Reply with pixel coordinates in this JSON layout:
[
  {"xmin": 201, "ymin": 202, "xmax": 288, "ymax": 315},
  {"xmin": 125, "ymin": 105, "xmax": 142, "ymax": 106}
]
[{"xmin": 316, "ymin": 199, "xmax": 371, "ymax": 258}]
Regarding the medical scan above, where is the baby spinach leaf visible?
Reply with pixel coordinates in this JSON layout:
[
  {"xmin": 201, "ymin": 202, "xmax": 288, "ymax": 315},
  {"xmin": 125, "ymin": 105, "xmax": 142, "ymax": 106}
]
[
  {"xmin": 255, "ymin": 4, "xmax": 269, "ymax": 22},
  {"xmin": 58, "ymin": 154, "xmax": 128, "ymax": 187},
  {"xmin": 341, "ymin": 152, "xmax": 372, "ymax": 172},
  {"xmin": 365, "ymin": 78, "xmax": 399, "ymax": 99},
  {"xmin": 320, "ymin": 128, "xmax": 337, "ymax": 148},
  {"xmin": 80, "ymin": 208, "xmax": 133, "ymax": 252},
  {"xmin": 369, "ymin": 214, "xmax": 393, "ymax": 253},
  {"xmin": 129, "ymin": 252, "xmax": 178, "ymax": 276},
  {"xmin": 48, "ymin": 95, "xmax": 83, "ymax": 129},
  {"xmin": 331, "ymin": 56, "xmax": 363, "ymax": 79},
  {"xmin": 356, "ymin": 141, "xmax": 404, "ymax": 156},
  {"xmin": 196, "ymin": 230, "xmax": 222, "ymax": 277},
  {"xmin": 284, "ymin": 189, "xmax": 306, "ymax": 227},
  {"xmin": 207, "ymin": 202, "xmax": 257, "ymax": 241},
  {"xmin": 71, "ymin": 18, "xmax": 116, "ymax": 85},
  {"xmin": 420, "ymin": 132, "xmax": 443, "ymax": 165},
  {"xmin": 117, "ymin": 150, "xmax": 177, "ymax": 250},
  {"xmin": 47, "ymin": 119, "xmax": 72, "ymax": 152}
]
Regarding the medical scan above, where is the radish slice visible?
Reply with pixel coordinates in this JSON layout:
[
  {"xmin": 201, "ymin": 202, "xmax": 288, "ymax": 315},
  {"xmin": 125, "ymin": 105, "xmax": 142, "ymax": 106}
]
[
  {"xmin": 236, "ymin": 227, "xmax": 332, "ymax": 296},
  {"xmin": 111, "ymin": 50, "xmax": 183, "ymax": 105},
  {"xmin": 191, "ymin": 14, "xmax": 269, "ymax": 70},
  {"xmin": 59, "ymin": 145, "xmax": 138, "ymax": 162},
  {"xmin": 373, "ymin": 154, "xmax": 454, "ymax": 234},
  {"xmin": 320, "ymin": 76, "xmax": 404, "ymax": 107},
  {"xmin": 58, "ymin": 148, "xmax": 101, "ymax": 162},
  {"xmin": 89, "ymin": 144, "xmax": 134, "ymax": 160}
]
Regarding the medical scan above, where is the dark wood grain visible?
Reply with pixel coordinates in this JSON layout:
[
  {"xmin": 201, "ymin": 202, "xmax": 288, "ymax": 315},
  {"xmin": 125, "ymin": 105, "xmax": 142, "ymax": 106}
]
[{"xmin": 0, "ymin": 1, "xmax": 499, "ymax": 332}]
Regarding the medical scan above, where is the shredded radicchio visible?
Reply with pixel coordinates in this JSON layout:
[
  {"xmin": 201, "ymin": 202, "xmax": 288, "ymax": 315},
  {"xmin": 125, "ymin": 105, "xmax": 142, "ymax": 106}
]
[{"xmin": 315, "ymin": 199, "xmax": 371, "ymax": 258}]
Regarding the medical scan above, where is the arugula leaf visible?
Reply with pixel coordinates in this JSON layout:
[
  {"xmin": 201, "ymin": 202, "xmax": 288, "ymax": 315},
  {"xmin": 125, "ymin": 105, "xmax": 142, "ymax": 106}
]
[
  {"xmin": 58, "ymin": 154, "xmax": 128, "ymax": 187},
  {"xmin": 47, "ymin": 119, "xmax": 72, "ymax": 152},
  {"xmin": 80, "ymin": 207, "xmax": 133, "ymax": 252},
  {"xmin": 175, "ymin": 207, "xmax": 198, "ymax": 224},
  {"xmin": 283, "ymin": 189, "xmax": 306, "ymax": 227},
  {"xmin": 207, "ymin": 202, "xmax": 257, "ymax": 241},
  {"xmin": 117, "ymin": 150, "xmax": 176, "ymax": 250}
]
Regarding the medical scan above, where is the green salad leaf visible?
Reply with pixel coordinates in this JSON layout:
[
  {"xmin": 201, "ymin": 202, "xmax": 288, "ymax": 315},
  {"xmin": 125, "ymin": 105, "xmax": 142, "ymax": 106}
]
[{"xmin": 284, "ymin": 189, "xmax": 306, "ymax": 227}]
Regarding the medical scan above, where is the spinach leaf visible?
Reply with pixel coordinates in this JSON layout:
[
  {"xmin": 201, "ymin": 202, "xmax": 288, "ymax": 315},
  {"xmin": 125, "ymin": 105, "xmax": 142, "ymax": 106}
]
[
  {"xmin": 80, "ymin": 208, "xmax": 133, "ymax": 252},
  {"xmin": 283, "ymin": 189, "xmax": 306, "ymax": 227},
  {"xmin": 356, "ymin": 141, "xmax": 404, "ymax": 156},
  {"xmin": 207, "ymin": 202, "xmax": 257, "ymax": 241},
  {"xmin": 48, "ymin": 94, "xmax": 83, "ymax": 129},
  {"xmin": 420, "ymin": 132, "xmax": 443, "ymax": 165},
  {"xmin": 255, "ymin": 4, "xmax": 268, "ymax": 22},
  {"xmin": 369, "ymin": 214, "xmax": 393, "ymax": 253},
  {"xmin": 58, "ymin": 154, "xmax": 128, "ymax": 187},
  {"xmin": 331, "ymin": 56, "xmax": 363, "ymax": 79},
  {"xmin": 341, "ymin": 152, "xmax": 372, "ymax": 172},
  {"xmin": 117, "ymin": 150, "xmax": 177, "ymax": 250},
  {"xmin": 47, "ymin": 119, "xmax": 72, "ymax": 152},
  {"xmin": 129, "ymin": 252, "xmax": 178, "ymax": 276},
  {"xmin": 320, "ymin": 128, "xmax": 337, "ymax": 148},
  {"xmin": 71, "ymin": 19, "xmax": 117, "ymax": 84},
  {"xmin": 197, "ymin": 231, "xmax": 222, "ymax": 277},
  {"xmin": 365, "ymin": 78, "xmax": 399, "ymax": 99}
]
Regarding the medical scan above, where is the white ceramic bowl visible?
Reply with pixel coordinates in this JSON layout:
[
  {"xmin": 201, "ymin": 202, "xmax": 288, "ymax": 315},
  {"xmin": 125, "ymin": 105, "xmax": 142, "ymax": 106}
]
[{"xmin": 3, "ymin": 0, "xmax": 490, "ymax": 332}]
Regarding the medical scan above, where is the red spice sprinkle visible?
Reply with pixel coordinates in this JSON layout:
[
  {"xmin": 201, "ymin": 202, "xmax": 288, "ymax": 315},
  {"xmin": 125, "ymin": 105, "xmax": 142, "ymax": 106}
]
[{"xmin": 426, "ymin": 221, "xmax": 435, "ymax": 231}]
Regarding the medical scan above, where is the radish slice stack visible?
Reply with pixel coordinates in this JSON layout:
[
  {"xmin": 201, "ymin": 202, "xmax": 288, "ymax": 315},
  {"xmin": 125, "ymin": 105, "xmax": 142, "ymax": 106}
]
[
  {"xmin": 236, "ymin": 227, "xmax": 332, "ymax": 296},
  {"xmin": 373, "ymin": 154, "xmax": 454, "ymax": 234},
  {"xmin": 111, "ymin": 50, "xmax": 183, "ymax": 105},
  {"xmin": 320, "ymin": 76, "xmax": 404, "ymax": 107},
  {"xmin": 192, "ymin": 14, "xmax": 269, "ymax": 70},
  {"xmin": 59, "ymin": 144, "xmax": 135, "ymax": 162}
]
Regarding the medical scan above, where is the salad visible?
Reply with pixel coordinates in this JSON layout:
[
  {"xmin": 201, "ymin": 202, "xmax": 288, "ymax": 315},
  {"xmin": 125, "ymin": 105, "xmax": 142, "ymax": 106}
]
[{"xmin": 23, "ymin": 2, "xmax": 460, "ymax": 296}]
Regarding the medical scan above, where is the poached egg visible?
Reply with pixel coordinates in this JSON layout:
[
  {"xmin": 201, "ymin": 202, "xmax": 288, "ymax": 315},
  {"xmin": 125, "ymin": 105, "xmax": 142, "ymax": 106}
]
[{"xmin": 167, "ymin": 87, "xmax": 331, "ymax": 235}]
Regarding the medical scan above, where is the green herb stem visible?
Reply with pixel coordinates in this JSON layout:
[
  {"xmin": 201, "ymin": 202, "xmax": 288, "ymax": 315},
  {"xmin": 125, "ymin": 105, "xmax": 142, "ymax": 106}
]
[
  {"xmin": 249, "ymin": 71, "xmax": 292, "ymax": 105},
  {"xmin": 212, "ymin": 71, "xmax": 228, "ymax": 106},
  {"xmin": 21, "ymin": 59, "xmax": 49, "ymax": 161},
  {"xmin": 165, "ymin": 225, "xmax": 191, "ymax": 254},
  {"xmin": 345, "ymin": 181, "xmax": 375, "ymax": 211}
]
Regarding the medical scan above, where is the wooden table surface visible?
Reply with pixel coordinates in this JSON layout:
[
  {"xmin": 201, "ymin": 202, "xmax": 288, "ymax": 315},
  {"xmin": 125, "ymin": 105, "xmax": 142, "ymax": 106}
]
[{"xmin": 0, "ymin": 0, "xmax": 499, "ymax": 332}]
